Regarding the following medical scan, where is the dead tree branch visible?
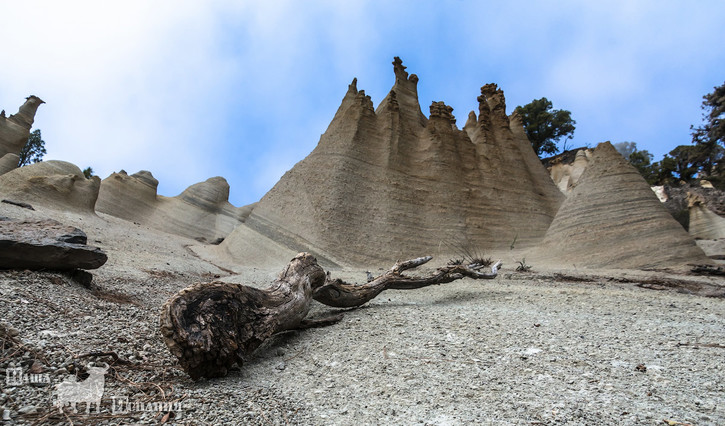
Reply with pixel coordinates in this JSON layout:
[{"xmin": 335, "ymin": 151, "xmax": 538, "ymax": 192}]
[
  {"xmin": 312, "ymin": 258, "xmax": 501, "ymax": 307},
  {"xmin": 160, "ymin": 253, "xmax": 501, "ymax": 379}
]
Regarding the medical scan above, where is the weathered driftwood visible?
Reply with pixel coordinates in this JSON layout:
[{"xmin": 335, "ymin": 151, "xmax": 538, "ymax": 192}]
[
  {"xmin": 160, "ymin": 253, "xmax": 326, "ymax": 379},
  {"xmin": 160, "ymin": 252, "xmax": 501, "ymax": 379}
]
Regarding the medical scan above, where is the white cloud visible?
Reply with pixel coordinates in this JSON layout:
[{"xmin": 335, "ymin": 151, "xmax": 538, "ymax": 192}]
[
  {"xmin": 1, "ymin": 1, "xmax": 723, "ymax": 206},
  {"xmin": 0, "ymin": 1, "xmax": 241, "ymax": 195}
]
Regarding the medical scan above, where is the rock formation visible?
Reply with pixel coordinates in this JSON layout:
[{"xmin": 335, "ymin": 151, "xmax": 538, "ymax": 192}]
[
  {"xmin": 651, "ymin": 186, "xmax": 668, "ymax": 203},
  {"xmin": 0, "ymin": 218, "xmax": 107, "ymax": 270},
  {"xmin": 96, "ymin": 171, "xmax": 249, "ymax": 242},
  {"xmin": 687, "ymin": 192, "xmax": 725, "ymax": 240},
  {"xmin": 546, "ymin": 148, "xmax": 592, "ymax": 194},
  {"xmin": 529, "ymin": 142, "xmax": 709, "ymax": 269},
  {"xmin": 0, "ymin": 161, "xmax": 100, "ymax": 213},
  {"xmin": 658, "ymin": 184, "xmax": 725, "ymax": 231},
  {"xmin": 218, "ymin": 58, "xmax": 564, "ymax": 267},
  {"xmin": 0, "ymin": 153, "xmax": 21, "ymax": 176},
  {"xmin": 96, "ymin": 170, "xmax": 159, "ymax": 220},
  {"xmin": 0, "ymin": 96, "xmax": 44, "ymax": 175}
]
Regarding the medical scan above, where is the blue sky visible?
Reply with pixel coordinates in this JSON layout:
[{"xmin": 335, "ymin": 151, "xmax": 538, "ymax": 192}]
[{"xmin": 1, "ymin": 1, "xmax": 724, "ymax": 206}]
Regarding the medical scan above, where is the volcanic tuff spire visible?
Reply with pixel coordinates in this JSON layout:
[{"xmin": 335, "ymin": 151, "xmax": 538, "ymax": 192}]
[
  {"xmin": 0, "ymin": 96, "xmax": 44, "ymax": 175},
  {"xmin": 529, "ymin": 142, "xmax": 709, "ymax": 269},
  {"xmin": 218, "ymin": 58, "xmax": 564, "ymax": 267}
]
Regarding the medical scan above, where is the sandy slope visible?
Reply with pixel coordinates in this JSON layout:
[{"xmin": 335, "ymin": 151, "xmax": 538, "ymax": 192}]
[{"xmin": 0, "ymin": 203, "xmax": 724, "ymax": 425}]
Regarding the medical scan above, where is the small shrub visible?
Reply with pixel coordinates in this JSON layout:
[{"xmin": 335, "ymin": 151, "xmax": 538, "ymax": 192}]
[{"xmin": 516, "ymin": 258, "xmax": 532, "ymax": 272}]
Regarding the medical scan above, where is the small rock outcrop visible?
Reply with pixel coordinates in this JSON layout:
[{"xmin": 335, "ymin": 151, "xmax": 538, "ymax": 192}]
[
  {"xmin": 0, "ymin": 160, "xmax": 100, "ymax": 212},
  {"xmin": 95, "ymin": 170, "xmax": 159, "ymax": 220},
  {"xmin": 529, "ymin": 142, "xmax": 709, "ymax": 269},
  {"xmin": 658, "ymin": 184, "xmax": 725, "ymax": 230},
  {"xmin": 0, "ymin": 218, "xmax": 107, "ymax": 270},
  {"xmin": 545, "ymin": 148, "xmax": 592, "ymax": 194},
  {"xmin": 0, "ymin": 153, "xmax": 21, "ymax": 176},
  {"xmin": 221, "ymin": 58, "xmax": 564, "ymax": 266},
  {"xmin": 0, "ymin": 96, "xmax": 44, "ymax": 175},
  {"xmin": 687, "ymin": 192, "xmax": 725, "ymax": 240},
  {"xmin": 96, "ymin": 172, "xmax": 248, "ymax": 242}
]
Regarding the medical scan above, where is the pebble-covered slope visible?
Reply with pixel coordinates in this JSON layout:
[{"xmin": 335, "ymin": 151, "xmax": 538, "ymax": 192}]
[{"xmin": 2, "ymin": 267, "xmax": 723, "ymax": 425}]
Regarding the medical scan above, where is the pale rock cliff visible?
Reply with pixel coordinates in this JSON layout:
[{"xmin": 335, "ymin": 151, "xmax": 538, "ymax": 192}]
[{"xmin": 220, "ymin": 58, "xmax": 564, "ymax": 267}]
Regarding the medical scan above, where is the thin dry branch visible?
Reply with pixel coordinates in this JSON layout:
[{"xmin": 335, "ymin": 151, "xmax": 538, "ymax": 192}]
[{"xmin": 312, "ymin": 260, "xmax": 501, "ymax": 308}]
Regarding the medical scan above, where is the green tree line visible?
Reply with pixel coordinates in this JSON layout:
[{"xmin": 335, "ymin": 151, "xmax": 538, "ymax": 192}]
[{"xmin": 611, "ymin": 82, "xmax": 723, "ymax": 188}]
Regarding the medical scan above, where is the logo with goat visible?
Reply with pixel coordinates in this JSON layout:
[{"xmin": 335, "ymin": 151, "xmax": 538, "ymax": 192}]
[{"xmin": 53, "ymin": 363, "xmax": 108, "ymax": 414}]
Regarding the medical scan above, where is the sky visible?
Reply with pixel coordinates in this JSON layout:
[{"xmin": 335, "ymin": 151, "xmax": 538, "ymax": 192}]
[{"xmin": 1, "ymin": 1, "xmax": 724, "ymax": 206}]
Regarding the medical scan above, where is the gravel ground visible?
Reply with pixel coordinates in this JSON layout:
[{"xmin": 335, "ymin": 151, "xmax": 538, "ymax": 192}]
[
  {"xmin": 1, "ymin": 201, "xmax": 723, "ymax": 425},
  {"xmin": 1, "ymin": 265, "xmax": 723, "ymax": 425}
]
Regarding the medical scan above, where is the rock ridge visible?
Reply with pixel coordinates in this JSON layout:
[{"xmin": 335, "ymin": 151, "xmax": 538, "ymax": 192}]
[
  {"xmin": 96, "ymin": 171, "xmax": 249, "ymax": 242},
  {"xmin": 222, "ymin": 58, "xmax": 564, "ymax": 266}
]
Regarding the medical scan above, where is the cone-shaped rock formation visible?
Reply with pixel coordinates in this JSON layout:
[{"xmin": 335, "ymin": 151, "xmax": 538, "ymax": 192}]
[
  {"xmin": 529, "ymin": 142, "xmax": 709, "ymax": 269},
  {"xmin": 96, "ymin": 171, "xmax": 249, "ymax": 242},
  {"xmin": 0, "ymin": 96, "xmax": 44, "ymax": 175},
  {"xmin": 222, "ymin": 58, "xmax": 564, "ymax": 266},
  {"xmin": 0, "ymin": 160, "xmax": 100, "ymax": 212}
]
